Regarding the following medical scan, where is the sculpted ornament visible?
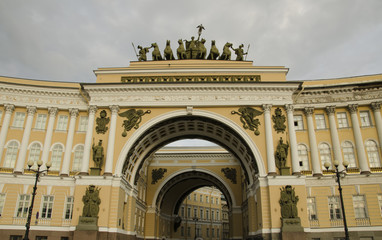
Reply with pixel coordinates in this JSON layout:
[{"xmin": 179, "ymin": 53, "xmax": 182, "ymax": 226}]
[
  {"xmin": 279, "ymin": 185, "xmax": 299, "ymax": 219},
  {"xmin": 119, "ymin": 109, "xmax": 151, "ymax": 137},
  {"xmin": 231, "ymin": 107, "xmax": 263, "ymax": 135},
  {"xmin": 221, "ymin": 167, "xmax": 237, "ymax": 184},
  {"xmin": 152, "ymin": 168, "xmax": 167, "ymax": 184},
  {"xmin": 272, "ymin": 107, "xmax": 286, "ymax": 133},
  {"xmin": 92, "ymin": 139, "xmax": 104, "ymax": 169},
  {"xmin": 82, "ymin": 185, "xmax": 101, "ymax": 218},
  {"xmin": 275, "ymin": 137, "xmax": 289, "ymax": 170},
  {"xmin": 96, "ymin": 110, "xmax": 110, "ymax": 134}
]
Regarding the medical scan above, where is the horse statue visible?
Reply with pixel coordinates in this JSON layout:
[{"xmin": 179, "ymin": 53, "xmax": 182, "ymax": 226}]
[
  {"xmin": 151, "ymin": 43, "xmax": 163, "ymax": 61},
  {"xmin": 219, "ymin": 42, "xmax": 232, "ymax": 60},
  {"xmin": 163, "ymin": 40, "xmax": 175, "ymax": 60},
  {"xmin": 177, "ymin": 39, "xmax": 187, "ymax": 60},
  {"xmin": 207, "ymin": 40, "xmax": 220, "ymax": 60},
  {"xmin": 196, "ymin": 38, "xmax": 207, "ymax": 59}
]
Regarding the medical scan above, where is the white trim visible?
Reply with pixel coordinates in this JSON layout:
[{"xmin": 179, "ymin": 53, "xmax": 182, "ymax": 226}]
[{"xmin": 27, "ymin": 141, "xmax": 43, "ymax": 150}]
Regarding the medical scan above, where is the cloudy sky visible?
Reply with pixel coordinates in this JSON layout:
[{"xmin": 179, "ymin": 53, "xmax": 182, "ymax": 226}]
[{"xmin": 0, "ymin": 0, "xmax": 381, "ymax": 83}]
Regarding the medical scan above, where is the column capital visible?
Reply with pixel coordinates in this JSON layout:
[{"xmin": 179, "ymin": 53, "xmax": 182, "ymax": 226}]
[
  {"xmin": 348, "ymin": 104, "xmax": 358, "ymax": 114},
  {"xmin": 371, "ymin": 102, "xmax": 381, "ymax": 111},
  {"xmin": 284, "ymin": 104, "xmax": 294, "ymax": 113},
  {"xmin": 48, "ymin": 107, "xmax": 58, "ymax": 116},
  {"xmin": 26, "ymin": 106, "xmax": 37, "ymax": 116},
  {"xmin": 304, "ymin": 107, "xmax": 314, "ymax": 116},
  {"xmin": 88, "ymin": 105, "xmax": 97, "ymax": 115},
  {"xmin": 262, "ymin": 104, "xmax": 272, "ymax": 113},
  {"xmin": 325, "ymin": 106, "xmax": 336, "ymax": 115},
  {"xmin": 4, "ymin": 104, "xmax": 15, "ymax": 113},
  {"xmin": 69, "ymin": 108, "xmax": 79, "ymax": 118},
  {"xmin": 109, "ymin": 105, "xmax": 120, "ymax": 114}
]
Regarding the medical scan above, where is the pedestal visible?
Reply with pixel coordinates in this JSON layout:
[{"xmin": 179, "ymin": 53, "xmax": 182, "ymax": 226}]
[
  {"xmin": 280, "ymin": 166, "xmax": 291, "ymax": 176},
  {"xmin": 90, "ymin": 167, "xmax": 101, "ymax": 176},
  {"xmin": 281, "ymin": 217, "xmax": 305, "ymax": 240},
  {"xmin": 75, "ymin": 216, "xmax": 99, "ymax": 240}
]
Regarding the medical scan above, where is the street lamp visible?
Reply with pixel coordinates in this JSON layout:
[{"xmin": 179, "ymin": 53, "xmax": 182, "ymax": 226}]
[
  {"xmin": 23, "ymin": 160, "xmax": 51, "ymax": 240},
  {"xmin": 324, "ymin": 160, "xmax": 350, "ymax": 240},
  {"xmin": 193, "ymin": 217, "xmax": 198, "ymax": 240}
]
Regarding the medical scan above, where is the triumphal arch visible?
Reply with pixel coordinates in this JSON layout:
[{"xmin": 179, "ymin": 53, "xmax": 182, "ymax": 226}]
[{"xmin": 1, "ymin": 32, "xmax": 382, "ymax": 240}]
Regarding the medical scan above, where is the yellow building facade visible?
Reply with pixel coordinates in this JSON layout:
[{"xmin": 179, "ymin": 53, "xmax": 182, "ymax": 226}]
[{"xmin": 0, "ymin": 60, "xmax": 381, "ymax": 239}]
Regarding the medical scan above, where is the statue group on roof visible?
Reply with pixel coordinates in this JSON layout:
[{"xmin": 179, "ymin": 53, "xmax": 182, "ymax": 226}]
[{"xmin": 134, "ymin": 25, "xmax": 249, "ymax": 62}]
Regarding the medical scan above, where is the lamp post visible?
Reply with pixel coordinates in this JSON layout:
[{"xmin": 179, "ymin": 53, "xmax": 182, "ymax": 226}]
[
  {"xmin": 193, "ymin": 217, "xmax": 198, "ymax": 240},
  {"xmin": 324, "ymin": 160, "xmax": 349, "ymax": 240},
  {"xmin": 23, "ymin": 160, "xmax": 51, "ymax": 240}
]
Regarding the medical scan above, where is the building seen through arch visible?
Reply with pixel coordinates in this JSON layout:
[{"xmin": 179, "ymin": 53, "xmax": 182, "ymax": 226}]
[{"xmin": 0, "ymin": 58, "xmax": 382, "ymax": 240}]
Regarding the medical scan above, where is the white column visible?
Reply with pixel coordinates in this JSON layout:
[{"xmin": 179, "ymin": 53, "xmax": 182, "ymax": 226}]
[
  {"xmin": 285, "ymin": 104, "xmax": 300, "ymax": 175},
  {"xmin": 41, "ymin": 107, "xmax": 58, "ymax": 168},
  {"xmin": 0, "ymin": 104, "xmax": 15, "ymax": 162},
  {"xmin": 304, "ymin": 107, "xmax": 322, "ymax": 176},
  {"xmin": 104, "ymin": 105, "xmax": 119, "ymax": 176},
  {"xmin": 348, "ymin": 104, "xmax": 370, "ymax": 174},
  {"xmin": 262, "ymin": 104, "xmax": 276, "ymax": 175},
  {"xmin": 326, "ymin": 106, "xmax": 344, "ymax": 171},
  {"xmin": 14, "ymin": 106, "xmax": 37, "ymax": 173},
  {"xmin": 80, "ymin": 105, "xmax": 97, "ymax": 175},
  {"xmin": 60, "ymin": 108, "xmax": 79, "ymax": 176},
  {"xmin": 371, "ymin": 102, "xmax": 382, "ymax": 154}
]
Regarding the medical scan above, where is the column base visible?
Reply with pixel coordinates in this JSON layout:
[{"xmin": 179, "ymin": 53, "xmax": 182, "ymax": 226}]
[
  {"xmin": 59, "ymin": 173, "xmax": 69, "ymax": 177},
  {"xmin": 292, "ymin": 172, "xmax": 302, "ymax": 176},
  {"xmin": 103, "ymin": 172, "xmax": 113, "ymax": 177},
  {"xmin": 13, "ymin": 171, "xmax": 23, "ymax": 175},
  {"xmin": 267, "ymin": 172, "xmax": 277, "ymax": 176},
  {"xmin": 79, "ymin": 172, "xmax": 89, "ymax": 176},
  {"xmin": 313, "ymin": 173, "xmax": 323, "ymax": 177},
  {"xmin": 361, "ymin": 170, "xmax": 371, "ymax": 175}
]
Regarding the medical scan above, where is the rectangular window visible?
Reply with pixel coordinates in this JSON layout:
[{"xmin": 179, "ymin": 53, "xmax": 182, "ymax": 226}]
[
  {"xmin": 9, "ymin": 236, "xmax": 22, "ymax": 240},
  {"xmin": 64, "ymin": 196, "xmax": 74, "ymax": 219},
  {"xmin": 337, "ymin": 112, "xmax": 349, "ymax": 128},
  {"xmin": 56, "ymin": 115, "xmax": 68, "ymax": 131},
  {"xmin": 16, "ymin": 194, "xmax": 30, "ymax": 218},
  {"xmin": 307, "ymin": 197, "xmax": 318, "ymax": 220},
  {"xmin": 211, "ymin": 210, "xmax": 214, "ymax": 220},
  {"xmin": 181, "ymin": 226, "xmax": 184, "ymax": 236},
  {"xmin": 216, "ymin": 198, "xmax": 219, "ymax": 205},
  {"xmin": 206, "ymin": 209, "xmax": 209, "ymax": 220},
  {"xmin": 78, "ymin": 116, "xmax": 88, "ymax": 132},
  {"xmin": 200, "ymin": 209, "xmax": 203, "ymax": 219},
  {"xmin": 41, "ymin": 195, "xmax": 54, "ymax": 219},
  {"xmin": 187, "ymin": 195, "xmax": 191, "ymax": 200},
  {"xmin": 194, "ymin": 208, "xmax": 197, "ymax": 218},
  {"xmin": 187, "ymin": 227, "xmax": 191, "ymax": 237},
  {"xmin": 35, "ymin": 237, "xmax": 48, "ymax": 240},
  {"xmin": 212, "ymin": 228, "xmax": 215, "ymax": 237},
  {"xmin": 13, "ymin": 112, "xmax": 25, "ymax": 128},
  {"xmin": 200, "ymin": 195, "xmax": 203, "ymax": 202},
  {"xmin": 0, "ymin": 193, "xmax": 5, "ymax": 216},
  {"xmin": 35, "ymin": 114, "xmax": 47, "ymax": 130},
  {"xmin": 294, "ymin": 115, "xmax": 304, "ymax": 130},
  {"xmin": 181, "ymin": 206, "xmax": 185, "ymax": 217},
  {"xmin": 217, "ymin": 228, "xmax": 220, "ymax": 238},
  {"xmin": 328, "ymin": 196, "xmax": 342, "ymax": 220},
  {"xmin": 187, "ymin": 207, "xmax": 191, "ymax": 218},
  {"xmin": 206, "ymin": 196, "xmax": 209, "ymax": 203},
  {"xmin": 206, "ymin": 228, "xmax": 209, "ymax": 237},
  {"xmin": 216, "ymin": 210, "xmax": 219, "ymax": 220},
  {"xmin": 315, "ymin": 114, "xmax": 326, "ymax": 129},
  {"xmin": 193, "ymin": 194, "xmax": 197, "ymax": 201},
  {"xmin": 360, "ymin": 111, "xmax": 372, "ymax": 127},
  {"xmin": 353, "ymin": 195, "xmax": 368, "ymax": 219},
  {"xmin": 211, "ymin": 197, "xmax": 214, "ymax": 204}
]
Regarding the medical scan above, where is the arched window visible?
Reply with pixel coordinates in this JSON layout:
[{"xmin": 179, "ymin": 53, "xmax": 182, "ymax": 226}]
[
  {"xmin": 319, "ymin": 143, "xmax": 332, "ymax": 170},
  {"xmin": 72, "ymin": 145, "xmax": 84, "ymax": 172},
  {"xmin": 298, "ymin": 144, "xmax": 310, "ymax": 171},
  {"xmin": 3, "ymin": 141, "xmax": 19, "ymax": 168},
  {"xmin": 366, "ymin": 140, "xmax": 381, "ymax": 168},
  {"xmin": 28, "ymin": 143, "xmax": 42, "ymax": 169},
  {"xmin": 342, "ymin": 141, "xmax": 357, "ymax": 168},
  {"xmin": 51, "ymin": 144, "xmax": 63, "ymax": 171}
]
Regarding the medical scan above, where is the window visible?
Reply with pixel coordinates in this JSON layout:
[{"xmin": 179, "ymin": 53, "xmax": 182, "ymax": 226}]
[
  {"xmin": 64, "ymin": 196, "xmax": 74, "ymax": 219},
  {"xmin": 212, "ymin": 228, "xmax": 215, "ymax": 237},
  {"xmin": 366, "ymin": 140, "xmax": 381, "ymax": 168},
  {"xmin": 9, "ymin": 236, "xmax": 22, "ymax": 240},
  {"xmin": 0, "ymin": 193, "xmax": 5, "ymax": 216},
  {"xmin": 353, "ymin": 195, "xmax": 368, "ymax": 219},
  {"xmin": 200, "ymin": 195, "xmax": 203, "ymax": 202},
  {"xmin": 298, "ymin": 144, "xmax": 310, "ymax": 171},
  {"xmin": 35, "ymin": 114, "xmax": 47, "ymax": 130},
  {"xmin": 41, "ymin": 195, "xmax": 54, "ymax": 219},
  {"xmin": 193, "ymin": 194, "xmax": 197, "ymax": 201},
  {"xmin": 206, "ymin": 228, "xmax": 209, "ymax": 237},
  {"xmin": 187, "ymin": 227, "xmax": 191, "ymax": 236},
  {"xmin": 337, "ymin": 112, "xmax": 349, "ymax": 128},
  {"xmin": 181, "ymin": 207, "xmax": 185, "ymax": 217},
  {"xmin": 194, "ymin": 208, "xmax": 197, "ymax": 217},
  {"xmin": 378, "ymin": 195, "xmax": 382, "ymax": 216},
  {"xmin": 206, "ymin": 209, "xmax": 209, "ymax": 220},
  {"xmin": 35, "ymin": 237, "xmax": 48, "ymax": 240},
  {"xmin": 216, "ymin": 198, "xmax": 219, "ymax": 205},
  {"xmin": 206, "ymin": 196, "xmax": 209, "ymax": 203},
  {"xmin": 56, "ymin": 115, "xmax": 68, "ymax": 131},
  {"xmin": 307, "ymin": 197, "xmax": 318, "ymax": 220},
  {"xmin": 51, "ymin": 144, "xmax": 63, "ymax": 171},
  {"xmin": 216, "ymin": 210, "xmax": 219, "ymax": 220},
  {"xmin": 360, "ymin": 111, "xmax": 371, "ymax": 127},
  {"xmin": 72, "ymin": 145, "xmax": 84, "ymax": 172},
  {"xmin": 187, "ymin": 195, "xmax": 191, "ymax": 200},
  {"xmin": 200, "ymin": 209, "xmax": 203, "ymax": 219},
  {"xmin": 3, "ymin": 141, "xmax": 19, "ymax": 168},
  {"xmin": 342, "ymin": 141, "xmax": 357, "ymax": 168},
  {"xmin": 315, "ymin": 114, "xmax": 326, "ymax": 129},
  {"xmin": 217, "ymin": 228, "xmax": 220, "ymax": 238},
  {"xmin": 187, "ymin": 207, "xmax": 191, "ymax": 218},
  {"xmin": 328, "ymin": 196, "xmax": 342, "ymax": 220},
  {"xmin": 319, "ymin": 143, "xmax": 332, "ymax": 170},
  {"xmin": 28, "ymin": 143, "xmax": 42, "ymax": 169},
  {"xmin": 181, "ymin": 226, "xmax": 184, "ymax": 236},
  {"xmin": 78, "ymin": 116, "xmax": 88, "ymax": 132},
  {"xmin": 12, "ymin": 112, "xmax": 25, "ymax": 128},
  {"xmin": 294, "ymin": 115, "xmax": 304, "ymax": 130},
  {"xmin": 211, "ymin": 197, "xmax": 214, "ymax": 204},
  {"xmin": 16, "ymin": 194, "xmax": 30, "ymax": 218},
  {"xmin": 211, "ymin": 210, "xmax": 214, "ymax": 220}
]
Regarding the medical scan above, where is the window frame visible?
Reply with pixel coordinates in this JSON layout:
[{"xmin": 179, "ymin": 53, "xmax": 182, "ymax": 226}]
[
  {"xmin": 315, "ymin": 114, "xmax": 326, "ymax": 130},
  {"xmin": 16, "ymin": 194, "xmax": 30, "ymax": 218},
  {"xmin": 337, "ymin": 112, "xmax": 349, "ymax": 128},
  {"xmin": 12, "ymin": 112, "xmax": 26, "ymax": 128},
  {"xmin": 40, "ymin": 195, "xmax": 54, "ymax": 219},
  {"xmin": 56, "ymin": 115, "xmax": 69, "ymax": 131},
  {"xmin": 360, "ymin": 111, "xmax": 372, "ymax": 127},
  {"xmin": 35, "ymin": 113, "xmax": 47, "ymax": 130},
  {"xmin": 293, "ymin": 115, "xmax": 304, "ymax": 130}
]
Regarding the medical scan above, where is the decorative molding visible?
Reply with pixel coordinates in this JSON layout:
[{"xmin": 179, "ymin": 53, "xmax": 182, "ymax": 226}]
[
  {"xmin": 48, "ymin": 107, "xmax": 58, "ymax": 117},
  {"xmin": 285, "ymin": 104, "xmax": 294, "ymax": 113},
  {"xmin": 231, "ymin": 107, "xmax": 263, "ymax": 136},
  {"xmin": 151, "ymin": 168, "xmax": 167, "ymax": 184},
  {"xmin": 69, "ymin": 108, "xmax": 79, "ymax": 118},
  {"xmin": 4, "ymin": 104, "xmax": 15, "ymax": 113},
  {"xmin": 96, "ymin": 110, "xmax": 110, "ymax": 134},
  {"xmin": 325, "ymin": 106, "xmax": 336, "ymax": 115},
  {"xmin": 304, "ymin": 107, "xmax": 314, "ymax": 116},
  {"xmin": 272, "ymin": 107, "xmax": 286, "ymax": 133},
  {"xmin": 371, "ymin": 102, "xmax": 381, "ymax": 111},
  {"xmin": 109, "ymin": 105, "xmax": 120, "ymax": 114},
  {"xmin": 121, "ymin": 75, "xmax": 261, "ymax": 84},
  {"xmin": 348, "ymin": 104, "xmax": 358, "ymax": 114},
  {"xmin": 88, "ymin": 105, "xmax": 98, "ymax": 115},
  {"xmin": 26, "ymin": 106, "xmax": 37, "ymax": 116}
]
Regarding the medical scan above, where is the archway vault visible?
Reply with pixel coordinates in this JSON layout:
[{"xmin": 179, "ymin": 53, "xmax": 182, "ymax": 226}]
[{"xmin": 116, "ymin": 109, "xmax": 266, "ymax": 186}]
